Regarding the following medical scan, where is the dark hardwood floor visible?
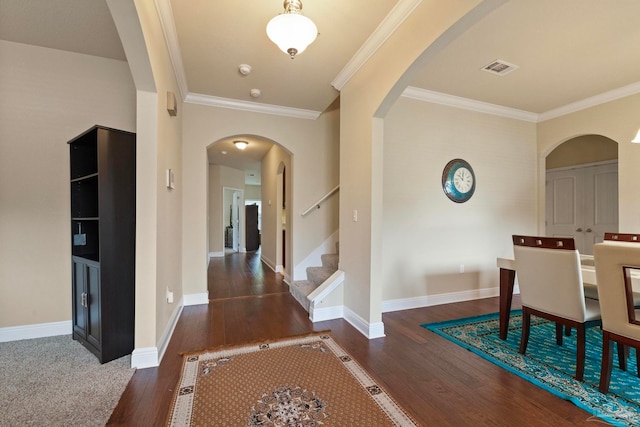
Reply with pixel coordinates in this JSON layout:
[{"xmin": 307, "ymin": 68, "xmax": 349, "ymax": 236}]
[{"xmin": 108, "ymin": 250, "xmax": 596, "ymax": 426}]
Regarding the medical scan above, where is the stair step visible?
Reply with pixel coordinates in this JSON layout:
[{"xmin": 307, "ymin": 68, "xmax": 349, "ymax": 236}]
[
  {"xmin": 306, "ymin": 266, "xmax": 334, "ymax": 286},
  {"xmin": 291, "ymin": 280, "xmax": 317, "ymax": 311},
  {"xmin": 321, "ymin": 253, "xmax": 339, "ymax": 270}
]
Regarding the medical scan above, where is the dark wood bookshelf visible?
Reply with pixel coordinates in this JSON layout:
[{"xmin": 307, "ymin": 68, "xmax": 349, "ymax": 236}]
[{"xmin": 69, "ymin": 125, "xmax": 136, "ymax": 363}]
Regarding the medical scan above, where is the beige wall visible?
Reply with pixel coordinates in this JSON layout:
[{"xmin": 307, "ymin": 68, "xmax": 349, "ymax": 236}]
[
  {"xmin": 111, "ymin": 0, "xmax": 184, "ymax": 350},
  {"xmin": 245, "ymin": 185, "xmax": 261, "ymax": 200},
  {"xmin": 0, "ymin": 40, "xmax": 136, "ymax": 328},
  {"xmin": 537, "ymin": 93, "xmax": 640, "ymax": 233},
  {"xmin": 546, "ymin": 135, "xmax": 617, "ymax": 170},
  {"xmin": 339, "ymin": 0, "xmax": 493, "ymax": 329},
  {"xmin": 383, "ymin": 97, "xmax": 537, "ymax": 301},
  {"xmin": 260, "ymin": 145, "xmax": 291, "ymax": 272}
]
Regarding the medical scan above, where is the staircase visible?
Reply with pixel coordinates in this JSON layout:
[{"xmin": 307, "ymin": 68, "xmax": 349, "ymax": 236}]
[{"xmin": 290, "ymin": 245, "xmax": 339, "ymax": 312}]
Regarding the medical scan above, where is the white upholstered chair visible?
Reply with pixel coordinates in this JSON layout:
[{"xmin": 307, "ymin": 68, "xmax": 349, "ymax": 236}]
[
  {"xmin": 593, "ymin": 241, "xmax": 640, "ymax": 393},
  {"xmin": 583, "ymin": 232, "xmax": 640, "ymax": 306},
  {"xmin": 513, "ymin": 235, "xmax": 601, "ymax": 381}
]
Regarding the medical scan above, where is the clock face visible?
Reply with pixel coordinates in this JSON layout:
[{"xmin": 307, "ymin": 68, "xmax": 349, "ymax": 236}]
[
  {"xmin": 442, "ymin": 159, "xmax": 476, "ymax": 203},
  {"xmin": 453, "ymin": 167, "xmax": 473, "ymax": 193}
]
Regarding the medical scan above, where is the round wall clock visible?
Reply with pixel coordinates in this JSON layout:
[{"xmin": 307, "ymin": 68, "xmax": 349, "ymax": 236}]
[{"xmin": 442, "ymin": 158, "xmax": 476, "ymax": 203}]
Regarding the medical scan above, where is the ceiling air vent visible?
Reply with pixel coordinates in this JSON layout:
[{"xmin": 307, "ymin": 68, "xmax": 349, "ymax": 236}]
[{"xmin": 481, "ymin": 59, "xmax": 519, "ymax": 76}]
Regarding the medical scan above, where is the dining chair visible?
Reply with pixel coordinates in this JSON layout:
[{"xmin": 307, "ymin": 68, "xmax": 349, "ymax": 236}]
[
  {"xmin": 583, "ymin": 232, "xmax": 640, "ymax": 303},
  {"xmin": 593, "ymin": 241, "xmax": 640, "ymax": 393},
  {"xmin": 513, "ymin": 235, "xmax": 601, "ymax": 381}
]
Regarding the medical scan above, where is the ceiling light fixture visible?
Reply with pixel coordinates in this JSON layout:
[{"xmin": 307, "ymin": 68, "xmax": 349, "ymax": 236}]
[
  {"xmin": 632, "ymin": 129, "xmax": 640, "ymax": 143},
  {"xmin": 234, "ymin": 141, "xmax": 248, "ymax": 150},
  {"xmin": 266, "ymin": 0, "xmax": 317, "ymax": 59}
]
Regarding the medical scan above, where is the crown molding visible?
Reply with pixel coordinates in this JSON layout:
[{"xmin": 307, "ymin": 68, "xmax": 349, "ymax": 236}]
[
  {"xmin": 402, "ymin": 86, "xmax": 539, "ymax": 122},
  {"xmin": 185, "ymin": 93, "xmax": 321, "ymax": 120},
  {"xmin": 538, "ymin": 81, "xmax": 640, "ymax": 122},
  {"xmin": 331, "ymin": 0, "xmax": 422, "ymax": 91},
  {"xmin": 155, "ymin": 0, "xmax": 188, "ymax": 100}
]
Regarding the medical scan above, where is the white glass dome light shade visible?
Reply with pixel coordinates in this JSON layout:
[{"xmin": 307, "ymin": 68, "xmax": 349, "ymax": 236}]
[{"xmin": 266, "ymin": 12, "xmax": 318, "ymax": 58}]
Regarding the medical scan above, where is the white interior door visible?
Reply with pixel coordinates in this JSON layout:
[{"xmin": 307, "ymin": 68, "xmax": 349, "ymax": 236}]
[
  {"xmin": 546, "ymin": 162, "xmax": 618, "ymax": 255},
  {"xmin": 232, "ymin": 191, "xmax": 240, "ymax": 252}
]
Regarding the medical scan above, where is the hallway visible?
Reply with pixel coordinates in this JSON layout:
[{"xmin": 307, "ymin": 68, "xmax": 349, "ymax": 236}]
[{"xmin": 108, "ymin": 253, "xmax": 594, "ymax": 426}]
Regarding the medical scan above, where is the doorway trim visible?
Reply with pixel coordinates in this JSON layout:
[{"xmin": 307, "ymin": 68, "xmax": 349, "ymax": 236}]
[{"xmin": 222, "ymin": 187, "xmax": 245, "ymax": 254}]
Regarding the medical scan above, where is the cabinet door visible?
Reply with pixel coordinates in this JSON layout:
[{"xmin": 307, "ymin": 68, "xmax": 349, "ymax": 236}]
[
  {"xmin": 85, "ymin": 263, "xmax": 101, "ymax": 350},
  {"xmin": 72, "ymin": 259, "xmax": 87, "ymax": 338}
]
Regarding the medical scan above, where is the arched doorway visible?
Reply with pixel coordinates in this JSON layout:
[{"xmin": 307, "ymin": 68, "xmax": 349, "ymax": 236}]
[
  {"xmin": 545, "ymin": 134, "xmax": 619, "ymax": 254},
  {"xmin": 206, "ymin": 136, "xmax": 292, "ymax": 279}
]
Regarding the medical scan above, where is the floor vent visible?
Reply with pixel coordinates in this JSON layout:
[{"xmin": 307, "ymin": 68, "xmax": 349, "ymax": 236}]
[{"xmin": 481, "ymin": 59, "xmax": 519, "ymax": 76}]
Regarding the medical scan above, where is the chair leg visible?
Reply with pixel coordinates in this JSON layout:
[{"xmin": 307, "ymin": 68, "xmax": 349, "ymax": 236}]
[
  {"xmin": 617, "ymin": 343, "xmax": 628, "ymax": 371},
  {"xmin": 565, "ymin": 324, "xmax": 571, "ymax": 337},
  {"xmin": 519, "ymin": 309, "xmax": 531, "ymax": 355},
  {"xmin": 636, "ymin": 347, "xmax": 640, "ymax": 378},
  {"xmin": 575, "ymin": 324, "xmax": 586, "ymax": 381},
  {"xmin": 555, "ymin": 322, "xmax": 564, "ymax": 345},
  {"xmin": 599, "ymin": 331, "xmax": 614, "ymax": 394}
]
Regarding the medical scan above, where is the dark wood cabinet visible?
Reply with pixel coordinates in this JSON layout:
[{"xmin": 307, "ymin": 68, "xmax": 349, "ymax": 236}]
[{"xmin": 69, "ymin": 125, "xmax": 135, "ymax": 363}]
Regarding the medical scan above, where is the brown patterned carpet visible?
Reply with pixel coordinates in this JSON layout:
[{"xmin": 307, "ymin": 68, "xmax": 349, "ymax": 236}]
[{"xmin": 167, "ymin": 332, "xmax": 417, "ymax": 426}]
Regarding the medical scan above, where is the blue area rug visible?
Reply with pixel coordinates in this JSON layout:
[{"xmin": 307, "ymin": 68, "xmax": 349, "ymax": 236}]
[{"xmin": 422, "ymin": 311, "xmax": 640, "ymax": 426}]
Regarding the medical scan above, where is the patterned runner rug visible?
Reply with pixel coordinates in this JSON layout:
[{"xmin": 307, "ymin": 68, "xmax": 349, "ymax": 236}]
[
  {"xmin": 422, "ymin": 312, "xmax": 640, "ymax": 427},
  {"xmin": 167, "ymin": 332, "xmax": 417, "ymax": 426}
]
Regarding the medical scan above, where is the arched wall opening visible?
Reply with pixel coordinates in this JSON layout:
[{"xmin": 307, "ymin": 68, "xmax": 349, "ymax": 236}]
[
  {"xmin": 205, "ymin": 134, "xmax": 293, "ymax": 281},
  {"xmin": 544, "ymin": 134, "xmax": 619, "ymax": 254}
]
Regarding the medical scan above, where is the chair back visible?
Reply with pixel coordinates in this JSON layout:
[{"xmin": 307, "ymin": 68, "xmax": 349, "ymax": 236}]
[
  {"xmin": 513, "ymin": 235, "xmax": 587, "ymax": 322},
  {"xmin": 593, "ymin": 242, "xmax": 640, "ymax": 340},
  {"xmin": 604, "ymin": 232, "xmax": 640, "ymax": 243}
]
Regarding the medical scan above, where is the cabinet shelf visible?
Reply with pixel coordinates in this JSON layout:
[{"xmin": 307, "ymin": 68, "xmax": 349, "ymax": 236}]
[{"xmin": 71, "ymin": 172, "xmax": 98, "ymax": 183}]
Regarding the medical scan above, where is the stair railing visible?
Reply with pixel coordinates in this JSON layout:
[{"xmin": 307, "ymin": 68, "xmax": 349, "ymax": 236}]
[{"xmin": 301, "ymin": 185, "xmax": 339, "ymax": 216}]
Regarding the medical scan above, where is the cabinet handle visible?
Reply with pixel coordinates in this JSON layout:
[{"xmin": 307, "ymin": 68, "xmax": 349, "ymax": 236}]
[
  {"xmin": 81, "ymin": 292, "xmax": 87, "ymax": 308},
  {"xmin": 576, "ymin": 228, "xmax": 583, "ymax": 232},
  {"xmin": 586, "ymin": 228, "xmax": 593, "ymax": 233}
]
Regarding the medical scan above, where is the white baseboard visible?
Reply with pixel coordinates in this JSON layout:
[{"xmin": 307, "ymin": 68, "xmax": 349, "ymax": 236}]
[
  {"xmin": 209, "ymin": 251, "xmax": 224, "ymax": 258},
  {"xmin": 261, "ymin": 254, "xmax": 277, "ymax": 272},
  {"xmin": 309, "ymin": 305, "xmax": 344, "ymax": 322},
  {"xmin": 343, "ymin": 306, "xmax": 385, "ymax": 339},
  {"xmin": 156, "ymin": 300, "xmax": 184, "ymax": 365},
  {"xmin": 0, "ymin": 320, "xmax": 72, "ymax": 342},
  {"xmin": 184, "ymin": 292, "xmax": 209, "ymax": 306},
  {"xmin": 131, "ymin": 347, "xmax": 159, "ymax": 369},
  {"xmin": 311, "ymin": 285, "xmax": 519, "ymax": 340},
  {"xmin": 134, "ymin": 292, "xmax": 205, "ymax": 369},
  {"xmin": 381, "ymin": 285, "xmax": 519, "ymax": 313}
]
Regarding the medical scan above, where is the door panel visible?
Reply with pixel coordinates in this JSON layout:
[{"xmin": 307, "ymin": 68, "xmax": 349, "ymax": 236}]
[
  {"xmin": 86, "ymin": 263, "xmax": 101, "ymax": 350},
  {"xmin": 545, "ymin": 170, "xmax": 585, "ymax": 251},
  {"xmin": 72, "ymin": 259, "xmax": 86, "ymax": 338},
  {"xmin": 546, "ymin": 162, "xmax": 617, "ymax": 255},
  {"xmin": 589, "ymin": 164, "xmax": 618, "ymax": 247}
]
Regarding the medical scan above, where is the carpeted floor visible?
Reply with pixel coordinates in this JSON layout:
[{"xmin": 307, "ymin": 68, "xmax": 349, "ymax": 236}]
[
  {"xmin": 167, "ymin": 331, "xmax": 417, "ymax": 426},
  {"xmin": 422, "ymin": 311, "xmax": 640, "ymax": 427},
  {"xmin": 0, "ymin": 335, "xmax": 135, "ymax": 426}
]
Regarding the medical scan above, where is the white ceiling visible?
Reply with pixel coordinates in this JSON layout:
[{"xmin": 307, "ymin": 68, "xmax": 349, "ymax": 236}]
[{"xmin": 2, "ymin": 0, "xmax": 640, "ymax": 184}]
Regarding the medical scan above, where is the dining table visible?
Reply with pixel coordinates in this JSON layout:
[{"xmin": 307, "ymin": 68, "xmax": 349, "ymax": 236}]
[{"xmin": 499, "ymin": 233, "xmax": 640, "ymax": 340}]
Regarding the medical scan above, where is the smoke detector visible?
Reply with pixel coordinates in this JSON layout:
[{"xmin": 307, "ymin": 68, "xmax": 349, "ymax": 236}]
[
  {"xmin": 250, "ymin": 88, "xmax": 261, "ymax": 98},
  {"xmin": 481, "ymin": 59, "xmax": 519, "ymax": 76},
  {"xmin": 239, "ymin": 64, "xmax": 252, "ymax": 76}
]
